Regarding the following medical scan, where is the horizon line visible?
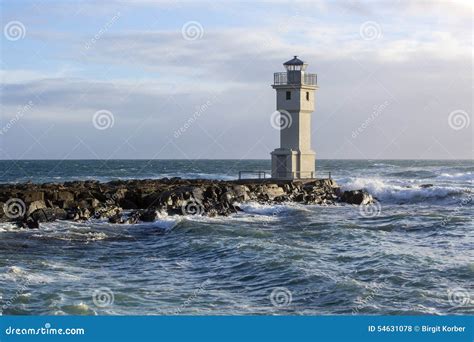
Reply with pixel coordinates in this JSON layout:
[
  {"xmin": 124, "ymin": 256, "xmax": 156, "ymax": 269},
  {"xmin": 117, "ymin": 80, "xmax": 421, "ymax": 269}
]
[{"xmin": 0, "ymin": 158, "xmax": 472, "ymax": 161}]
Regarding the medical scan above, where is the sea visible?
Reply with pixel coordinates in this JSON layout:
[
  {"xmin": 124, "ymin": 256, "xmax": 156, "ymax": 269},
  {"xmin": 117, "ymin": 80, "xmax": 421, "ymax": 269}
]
[{"xmin": 0, "ymin": 159, "xmax": 472, "ymax": 315}]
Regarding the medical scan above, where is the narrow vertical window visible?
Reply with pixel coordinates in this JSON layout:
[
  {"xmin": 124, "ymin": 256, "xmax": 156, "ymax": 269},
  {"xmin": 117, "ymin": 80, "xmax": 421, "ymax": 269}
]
[
  {"xmin": 286, "ymin": 91, "xmax": 291, "ymax": 100},
  {"xmin": 306, "ymin": 92, "xmax": 309, "ymax": 101}
]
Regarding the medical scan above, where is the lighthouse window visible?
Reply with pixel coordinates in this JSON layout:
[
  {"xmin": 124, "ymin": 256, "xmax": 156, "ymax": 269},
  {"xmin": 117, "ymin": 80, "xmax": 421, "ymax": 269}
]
[
  {"xmin": 306, "ymin": 92, "xmax": 309, "ymax": 101},
  {"xmin": 286, "ymin": 91, "xmax": 291, "ymax": 100}
]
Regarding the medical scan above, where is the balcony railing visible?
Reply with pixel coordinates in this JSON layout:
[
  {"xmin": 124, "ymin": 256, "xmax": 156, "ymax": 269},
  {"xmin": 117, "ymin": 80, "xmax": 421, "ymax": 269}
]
[
  {"xmin": 238, "ymin": 170, "xmax": 268, "ymax": 180},
  {"xmin": 304, "ymin": 73, "xmax": 317, "ymax": 86},
  {"xmin": 275, "ymin": 171, "xmax": 316, "ymax": 179},
  {"xmin": 273, "ymin": 72, "xmax": 317, "ymax": 86}
]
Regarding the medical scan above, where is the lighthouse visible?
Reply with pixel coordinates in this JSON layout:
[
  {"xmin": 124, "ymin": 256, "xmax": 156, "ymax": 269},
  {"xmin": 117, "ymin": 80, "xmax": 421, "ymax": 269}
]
[{"xmin": 271, "ymin": 56, "xmax": 318, "ymax": 179}]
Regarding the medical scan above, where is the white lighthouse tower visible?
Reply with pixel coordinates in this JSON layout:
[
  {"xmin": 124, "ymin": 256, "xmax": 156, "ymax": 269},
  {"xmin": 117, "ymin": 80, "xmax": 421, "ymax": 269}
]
[{"xmin": 271, "ymin": 56, "xmax": 318, "ymax": 179}]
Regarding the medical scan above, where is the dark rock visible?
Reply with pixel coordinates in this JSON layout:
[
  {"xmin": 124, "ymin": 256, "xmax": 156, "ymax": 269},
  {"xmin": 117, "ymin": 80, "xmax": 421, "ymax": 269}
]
[
  {"xmin": 26, "ymin": 200, "xmax": 47, "ymax": 216},
  {"xmin": 93, "ymin": 206, "xmax": 121, "ymax": 219},
  {"xmin": 140, "ymin": 209, "xmax": 159, "ymax": 222},
  {"xmin": 119, "ymin": 199, "xmax": 138, "ymax": 209},
  {"xmin": 23, "ymin": 191, "xmax": 44, "ymax": 203},
  {"xmin": 57, "ymin": 191, "xmax": 74, "ymax": 202},
  {"xmin": 0, "ymin": 177, "xmax": 375, "ymax": 222},
  {"xmin": 29, "ymin": 208, "xmax": 57, "ymax": 223},
  {"xmin": 341, "ymin": 190, "xmax": 373, "ymax": 205},
  {"xmin": 108, "ymin": 213, "xmax": 124, "ymax": 224}
]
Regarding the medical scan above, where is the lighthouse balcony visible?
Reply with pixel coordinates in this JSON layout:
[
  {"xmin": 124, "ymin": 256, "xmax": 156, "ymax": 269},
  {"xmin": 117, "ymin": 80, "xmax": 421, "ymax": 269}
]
[{"xmin": 273, "ymin": 72, "xmax": 317, "ymax": 86}]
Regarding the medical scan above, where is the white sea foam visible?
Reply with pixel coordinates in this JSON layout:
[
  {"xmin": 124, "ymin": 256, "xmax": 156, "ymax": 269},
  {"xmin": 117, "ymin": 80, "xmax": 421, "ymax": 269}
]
[
  {"xmin": 150, "ymin": 212, "xmax": 182, "ymax": 230},
  {"xmin": 238, "ymin": 202, "xmax": 289, "ymax": 215},
  {"xmin": 0, "ymin": 223, "xmax": 26, "ymax": 232},
  {"xmin": 237, "ymin": 202, "xmax": 309, "ymax": 216},
  {"xmin": 1, "ymin": 265, "xmax": 55, "ymax": 284},
  {"xmin": 437, "ymin": 172, "xmax": 473, "ymax": 182},
  {"xmin": 338, "ymin": 177, "xmax": 466, "ymax": 203}
]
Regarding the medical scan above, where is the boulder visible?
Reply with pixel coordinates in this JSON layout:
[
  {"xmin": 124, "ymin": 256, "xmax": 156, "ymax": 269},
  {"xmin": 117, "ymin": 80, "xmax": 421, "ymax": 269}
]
[
  {"xmin": 57, "ymin": 191, "xmax": 74, "ymax": 202},
  {"xmin": 261, "ymin": 184, "xmax": 285, "ymax": 200},
  {"xmin": 27, "ymin": 200, "xmax": 46, "ymax": 216},
  {"xmin": 23, "ymin": 191, "xmax": 44, "ymax": 203},
  {"xmin": 29, "ymin": 208, "xmax": 57, "ymax": 223},
  {"xmin": 140, "ymin": 209, "xmax": 158, "ymax": 222},
  {"xmin": 340, "ymin": 190, "xmax": 373, "ymax": 205}
]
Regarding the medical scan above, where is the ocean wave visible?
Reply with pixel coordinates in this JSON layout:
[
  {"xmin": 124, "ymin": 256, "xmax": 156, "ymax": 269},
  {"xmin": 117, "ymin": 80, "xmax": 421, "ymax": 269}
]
[
  {"xmin": 1, "ymin": 266, "xmax": 55, "ymax": 284},
  {"xmin": 338, "ymin": 177, "xmax": 469, "ymax": 204},
  {"xmin": 437, "ymin": 172, "xmax": 473, "ymax": 182},
  {"xmin": 237, "ymin": 202, "xmax": 295, "ymax": 216},
  {"xmin": 0, "ymin": 223, "xmax": 27, "ymax": 232},
  {"xmin": 385, "ymin": 170, "xmax": 436, "ymax": 179}
]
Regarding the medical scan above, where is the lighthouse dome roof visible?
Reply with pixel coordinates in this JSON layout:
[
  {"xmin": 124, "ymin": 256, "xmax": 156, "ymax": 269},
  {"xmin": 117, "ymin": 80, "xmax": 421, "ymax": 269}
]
[{"xmin": 283, "ymin": 56, "xmax": 305, "ymax": 66}]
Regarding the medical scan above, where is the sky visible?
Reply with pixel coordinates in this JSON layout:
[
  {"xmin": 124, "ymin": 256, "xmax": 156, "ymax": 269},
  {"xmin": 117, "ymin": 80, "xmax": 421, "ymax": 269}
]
[{"xmin": 0, "ymin": 0, "xmax": 472, "ymax": 160}]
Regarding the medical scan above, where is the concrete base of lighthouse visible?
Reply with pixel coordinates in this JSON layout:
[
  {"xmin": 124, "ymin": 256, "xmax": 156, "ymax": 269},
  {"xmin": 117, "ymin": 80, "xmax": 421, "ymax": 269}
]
[{"xmin": 271, "ymin": 148, "xmax": 315, "ymax": 180}]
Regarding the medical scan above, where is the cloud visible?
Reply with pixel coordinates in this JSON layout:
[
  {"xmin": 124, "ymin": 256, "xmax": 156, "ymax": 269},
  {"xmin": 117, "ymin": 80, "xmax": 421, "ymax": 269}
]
[{"xmin": 0, "ymin": 0, "xmax": 471, "ymax": 159}]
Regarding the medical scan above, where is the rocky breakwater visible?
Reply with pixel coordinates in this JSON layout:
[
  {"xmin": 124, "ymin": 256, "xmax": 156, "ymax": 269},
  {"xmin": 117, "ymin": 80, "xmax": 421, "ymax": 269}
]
[{"xmin": 0, "ymin": 178, "xmax": 373, "ymax": 228}]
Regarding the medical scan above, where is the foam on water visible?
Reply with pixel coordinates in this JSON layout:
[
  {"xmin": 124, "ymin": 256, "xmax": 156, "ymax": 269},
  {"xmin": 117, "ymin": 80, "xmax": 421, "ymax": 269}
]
[
  {"xmin": 437, "ymin": 172, "xmax": 473, "ymax": 181},
  {"xmin": 1, "ymin": 160, "xmax": 472, "ymax": 315},
  {"xmin": 338, "ymin": 176, "xmax": 469, "ymax": 204}
]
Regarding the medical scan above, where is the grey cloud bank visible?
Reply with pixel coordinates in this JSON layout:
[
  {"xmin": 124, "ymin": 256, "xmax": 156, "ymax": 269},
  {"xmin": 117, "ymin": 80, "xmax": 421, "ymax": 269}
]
[{"xmin": 0, "ymin": 0, "xmax": 471, "ymax": 159}]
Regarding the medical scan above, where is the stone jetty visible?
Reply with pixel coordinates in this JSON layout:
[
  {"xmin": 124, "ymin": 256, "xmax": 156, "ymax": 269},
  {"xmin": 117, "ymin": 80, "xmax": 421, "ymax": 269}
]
[{"xmin": 0, "ymin": 178, "xmax": 373, "ymax": 228}]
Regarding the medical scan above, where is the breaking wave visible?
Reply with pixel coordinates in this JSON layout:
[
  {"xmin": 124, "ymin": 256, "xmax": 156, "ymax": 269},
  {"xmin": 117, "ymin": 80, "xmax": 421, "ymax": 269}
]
[{"xmin": 338, "ymin": 177, "xmax": 470, "ymax": 204}]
